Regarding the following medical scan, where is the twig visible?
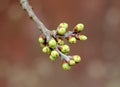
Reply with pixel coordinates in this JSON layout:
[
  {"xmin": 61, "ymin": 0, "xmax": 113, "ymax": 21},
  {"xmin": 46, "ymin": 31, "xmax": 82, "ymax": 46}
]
[
  {"xmin": 56, "ymin": 47, "xmax": 70, "ymax": 62},
  {"xmin": 20, "ymin": 0, "xmax": 51, "ymax": 42},
  {"xmin": 20, "ymin": 0, "xmax": 70, "ymax": 62},
  {"xmin": 20, "ymin": 0, "xmax": 86, "ymax": 70}
]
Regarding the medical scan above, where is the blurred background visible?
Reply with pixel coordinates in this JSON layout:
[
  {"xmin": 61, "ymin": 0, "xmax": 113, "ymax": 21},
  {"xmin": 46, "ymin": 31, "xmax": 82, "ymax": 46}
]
[{"xmin": 0, "ymin": 0, "xmax": 120, "ymax": 87}]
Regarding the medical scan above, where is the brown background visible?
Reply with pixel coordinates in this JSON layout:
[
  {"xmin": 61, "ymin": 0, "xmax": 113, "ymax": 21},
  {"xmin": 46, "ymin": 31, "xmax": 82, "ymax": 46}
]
[{"xmin": 0, "ymin": 0, "xmax": 120, "ymax": 87}]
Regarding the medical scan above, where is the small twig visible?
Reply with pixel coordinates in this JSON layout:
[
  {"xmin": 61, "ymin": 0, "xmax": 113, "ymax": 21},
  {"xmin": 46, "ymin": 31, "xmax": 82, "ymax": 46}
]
[
  {"xmin": 20, "ymin": 0, "xmax": 51, "ymax": 42},
  {"xmin": 64, "ymin": 31, "xmax": 74, "ymax": 38},
  {"xmin": 20, "ymin": 0, "xmax": 86, "ymax": 70},
  {"xmin": 20, "ymin": 0, "xmax": 70, "ymax": 62},
  {"xmin": 56, "ymin": 47, "xmax": 70, "ymax": 62}
]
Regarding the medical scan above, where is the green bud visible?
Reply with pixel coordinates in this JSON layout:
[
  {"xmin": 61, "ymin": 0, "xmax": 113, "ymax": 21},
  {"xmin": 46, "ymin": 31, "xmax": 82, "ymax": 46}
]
[
  {"xmin": 69, "ymin": 60, "xmax": 75, "ymax": 66},
  {"xmin": 68, "ymin": 36, "xmax": 77, "ymax": 44},
  {"xmin": 52, "ymin": 30, "xmax": 56, "ymax": 33},
  {"xmin": 52, "ymin": 30, "xmax": 57, "ymax": 35},
  {"xmin": 74, "ymin": 23, "xmax": 84, "ymax": 32},
  {"xmin": 40, "ymin": 43, "xmax": 45, "ymax": 48},
  {"xmin": 78, "ymin": 35, "xmax": 87, "ymax": 41},
  {"xmin": 59, "ymin": 23, "xmax": 68, "ymax": 29},
  {"xmin": 48, "ymin": 38, "xmax": 57, "ymax": 48},
  {"xmin": 49, "ymin": 55, "xmax": 56, "ymax": 61},
  {"xmin": 57, "ymin": 28, "xmax": 66, "ymax": 35},
  {"xmin": 50, "ymin": 50, "xmax": 59, "ymax": 59},
  {"xmin": 38, "ymin": 36, "xmax": 45, "ymax": 44},
  {"xmin": 62, "ymin": 62, "xmax": 71, "ymax": 71},
  {"xmin": 60, "ymin": 45, "xmax": 70, "ymax": 54},
  {"xmin": 42, "ymin": 46, "xmax": 51, "ymax": 54},
  {"xmin": 73, "ymin": 55, "xmax": 81, "ymax": 63},
  {"xmin": 57, "ymin": 38, "xmax": 65, "ymax": 45}
]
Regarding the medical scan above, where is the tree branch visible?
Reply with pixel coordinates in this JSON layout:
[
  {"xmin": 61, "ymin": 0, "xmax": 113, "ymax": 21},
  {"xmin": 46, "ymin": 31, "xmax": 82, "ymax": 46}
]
[
  {"xmin": 20, "ymin": 0, "xmax": 87, "ymax": 71},
  {"xmin": 20, "ymin": 0, "xmax": 51, "ymax": 42}
]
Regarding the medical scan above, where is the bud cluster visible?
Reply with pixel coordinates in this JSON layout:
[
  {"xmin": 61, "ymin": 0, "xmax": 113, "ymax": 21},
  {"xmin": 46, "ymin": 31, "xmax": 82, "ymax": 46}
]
[
  {"xmin": 38, "ymin": 23, "xmax": 87, "ymax": 71},
  {"xmin": 62, "ymin": 55, "xmax": 81, "ymax": 71}
]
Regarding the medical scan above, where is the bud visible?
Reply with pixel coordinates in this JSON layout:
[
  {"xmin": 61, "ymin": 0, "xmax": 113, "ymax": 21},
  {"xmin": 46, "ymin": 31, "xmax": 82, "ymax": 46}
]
[
  {"xmin": 52, "ymin": 30, "xmax": 56, "ymax": 33},
  {"xmin": 57, "ymin": 28, "xmax": 67, "ymax": 35},
  {"xmin": 38, "ymin": 36, "xmax": 45, "ymax": 44},
  {"xmin": 40, "ymin": 43, "xmax": 46, "ymax": 48},
  {"xmin": 79, "ymin": 35, "xmax": 87, "ymax": 41},
  {"xmin": 68, "ymin": 36, "xmax": 77, "ymax": 44},
  {"xmin": 62, "ymin": 62, "xmax": 71, "ymax": 71},
  {"xmin": 49, "ymin": 55, "xmax": 56, "ymax": 61},
  {"xmin": 74, "ymin": 23, "xmax": 84, "ymax": 32},
  {"xmin": 48, "ymin": 38, "xmax": 57, "ymax": 48},
  {"xmin": 76, "ymin": 34, "xmax": 87, "ymax": 41},
  {"xmin": 59, "ymin": 45, "xmax": 70, "ymax": 54},
  {"xmin": 59, "ymin": 23, "xmax": 68, "ymax": 29},
  {"xmin": 42, "ymin": 46, "xmax": 51, "ymax": 54},
  {"xmin": 69, "ymin": 60, "xmax": 75, "ymax": 66},
  {"xmin": 73, "ymin": 55, "xmax": 81, "ymax": 63},
  {"xmin": 57, "ymin": 38, "xmax": 65, "ymax": 45},
  {"xmin": 50, "ymin": 50, "xmax": 59, "ymax": 59},
  {"xmin": 52, "ymin": 30, "xmax": 57, "ymax": 36}
]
